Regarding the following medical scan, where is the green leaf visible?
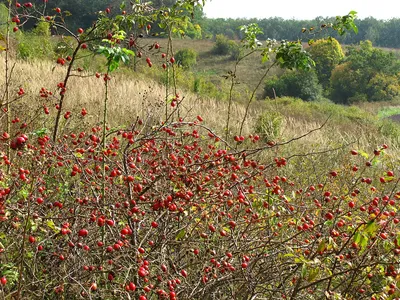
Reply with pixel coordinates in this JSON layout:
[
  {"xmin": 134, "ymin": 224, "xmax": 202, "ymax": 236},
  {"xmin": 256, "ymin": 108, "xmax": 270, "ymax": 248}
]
[
  {"xmin": 359, "ymin": 234, "xmax": 368, "ymax": 251},
  {"xmin": 364, "ymin": 220, "xmax": 378, "ymax": 236},
  {"xmin": 354, "ymin": 232, "xmax": 361, "ymax": 244},
  {"xmin": 358, "ymin": 150, "xmax": 369, "ymax": 159},
  {"xmin": 74, "ymin": 152, "xmax": 83, "ymax": 158},
  {"xmin": 301, "ymin": 264, "xmax": 307, "ymax": 278},
  {"xmin": 175, "ymin": 229, "xmax": 186, "ymax": 240},
  {"xmin": 308, "ymin": 267, "xmax": 319, "ymax": 282},
  {"xmin": 317, "ymin": 240, "xmax": 326, "ymax": 253},
  {"xmin": 122, "ymin": 48, "xmax": 135, "ymax": 56},
  {"xmin": 19, "ymin": 188, "xmax": 29, "ymax": 199},
  {"xmin": 33, "ymin": 128, "xmax": 48, "ymax": 138},
  {"xmin": 46, "ymin": 220, "xmax": 59, "ymax": 232}
]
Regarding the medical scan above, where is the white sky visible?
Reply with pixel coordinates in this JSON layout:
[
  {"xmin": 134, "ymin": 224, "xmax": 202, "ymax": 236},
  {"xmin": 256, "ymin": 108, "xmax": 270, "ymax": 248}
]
[{"xmin": 203, "ymin": 0, "xmax": 400, "ymax": 20}]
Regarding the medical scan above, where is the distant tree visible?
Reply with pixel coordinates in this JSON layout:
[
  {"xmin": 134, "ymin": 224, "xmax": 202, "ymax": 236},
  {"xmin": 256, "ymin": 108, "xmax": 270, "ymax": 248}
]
[
  {"xmin": 330, "ymin": 62, "xmax": 361, "ymax": 104},
  {"xmin": 367, "ymin": 73, "xmax": 400, "ymax": 101},
  {"xmin": 330, "ymin": 40, "xmax": 400, "ymax": 103},
  {"xmin": 308, "ymin": 38, "xmax": 344, "ymax": 88},
  {"xmin": 175, "ymin": 48, "xmax": 198, "ymax": 69},
  {"xmin": 151, "ymin": 0, "xmax": 177, "ymax": 8},
  {"xmin": 264, "ymin": 70, "xmax": 323, "ymax": 101},
  {"xmin": 212, "ymin": 34, "xmax": 237, "ymax": 56},
  {"xmin": 42, "ymin": 0, "xmax": 111, "ymax": 31}
]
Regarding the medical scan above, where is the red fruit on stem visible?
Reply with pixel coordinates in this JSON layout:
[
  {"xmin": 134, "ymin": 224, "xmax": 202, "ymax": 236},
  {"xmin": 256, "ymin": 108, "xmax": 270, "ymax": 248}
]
[
  {"xmin": 78, "ymin": 229, "xmax": 88, "ymax": 237},
  {"xmin": 0, "ymin": 277, "xmax": 6, "ymax": 286}
]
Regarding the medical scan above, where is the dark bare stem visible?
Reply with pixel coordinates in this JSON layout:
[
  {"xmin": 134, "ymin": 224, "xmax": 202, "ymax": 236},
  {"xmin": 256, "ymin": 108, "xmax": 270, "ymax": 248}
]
[
  {"xmin": 52, "ymin": 42, "xmax": 81, "ymax": 142},
  {"xmin": 5, "ymin": 0, "xmax": 11, "ymax": 174},
  {"xmin": 101, "ymin": 69, "xmax": 110, "ymax": 207}
]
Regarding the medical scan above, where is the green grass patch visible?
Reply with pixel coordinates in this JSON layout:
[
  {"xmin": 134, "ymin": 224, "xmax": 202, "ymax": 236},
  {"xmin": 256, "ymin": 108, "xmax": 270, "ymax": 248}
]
[{"xmin": 377, "ymin": 106, "xmax": 400, "ymax": 119}]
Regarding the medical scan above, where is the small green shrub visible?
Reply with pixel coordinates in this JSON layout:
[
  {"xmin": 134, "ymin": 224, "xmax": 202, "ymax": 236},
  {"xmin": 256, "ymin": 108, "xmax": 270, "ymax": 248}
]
[
  {"xmin": 32, "ymin": 20, "xmax": 51, "ymax": 37},
  {"xmin": 229, "ymin": 42, "xmax": 241, "ymax": 60},
  {"xmin": 378, "ymin": 118, "xmax": 400, "ymax": 143},
  {"xmin": 16, "ymin": 19, "xmax": 55, "ymax": 60},
  {"xmin": 17, "ymin": 33, "xmax": 55, "ymax": 60},
  {"xmin": 264, "ymin": 70, "xmax": 323, "ymax": 101},
  {"xmin": 212, "ymin": 34, "xmax": 238, "ymax": 57},
  {"xmin": 0, "ymin": 3, "xmax": 8, "ymax": 33},
  {"xmin": 254, "ymin": 110, "xmax": 284, "ymax": 141},
  {"xmin": 175, "ymin": 48, "xmax": 198, "ymax": 69}
]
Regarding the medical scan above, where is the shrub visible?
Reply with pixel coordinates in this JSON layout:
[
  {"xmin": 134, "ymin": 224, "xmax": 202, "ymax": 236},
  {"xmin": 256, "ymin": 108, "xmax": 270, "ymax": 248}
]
[
  {"xmin": 264, "ymin": 70, "xmax": 323, "ymax": 101},
  {"xmin": 367, "ymin": 73, "xmax": 400, "ymax": 101},
  {"xmin": 308, "ymin": 38, "xmax": 344, "ymax": 87},
  {"xmin": 32, "ymin": 19, "xmax": 51, "ymax": 37},
  {"xmin": 17, "ymin": 33, "xmax": 55, "ymax": 60},
  {"xmin": 16, "ymin": 19, "xmax": 54, "ymax": 60},
  {"xmin": 1, "ymin": 3, "xmax": 400, "ymax": 300},
  {"xmin": 212, "ymin": 34, "xmax": 238, "ymax": 57},
  {"xmin": 330, "ymin": 40, "xmax": 400, "ymax": 103},
  {"xmin": 254, "ymin": 110, "xmax": 283, "ymax": 141},
  {"xmin": 175, "ymin": 48, "xmax": 198, "ymax": 69},
  {"xmin": 185, "ymin": 23, "xmax": 202, "ymax": 39}
]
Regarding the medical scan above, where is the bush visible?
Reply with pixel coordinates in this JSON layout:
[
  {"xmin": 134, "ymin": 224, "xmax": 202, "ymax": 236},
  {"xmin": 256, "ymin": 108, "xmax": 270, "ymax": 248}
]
[
  {"xmin": 2, "ymin": 3, "xmax": 400, "ymax": 300},
  {"xmin": 175, "ymin": 48, "xmax": 198, "ymax": 69},
  {"xmin": 330, "ymin": 40, "xmax": 400, "ymax": 103},
  {"xmin": 264, "ymin": 70, "xmax": 323, "ymax": 101},
  {"xmin": 367, "ymin": 73, "xmax": 400, "ymax": 101},
  {"xmin": 185, "ymin": 23, "xmax": 202, "ymax": 39},
  {"xmin": 16, "ymin": 19, "xmax": 55, "ymax": 60},
  {"xmin": 17, "ymin": 33, "xmax": 55, "ymax": 60},
  {"xmin": 254, "ymin": 110, "xmax": 283, "ymax": 141},
  {"xmin": 212, "ymin": 34, "xmax": 238, "ymax": 57},
  {"xmin": 308, "ymin": 38, "xmax": 344, "ymax": 87},
  {"xmin": 32, "ymin": 19, "xmax": 51, "ymax": 37}
]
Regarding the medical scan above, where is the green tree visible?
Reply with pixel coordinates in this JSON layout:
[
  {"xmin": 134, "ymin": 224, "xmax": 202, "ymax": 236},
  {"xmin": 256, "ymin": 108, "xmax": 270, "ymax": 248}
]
[
  {"xmin": 175, "ymin": 48, "xmax": 198, "ymax": 69},
  {"xmin": 367, "ymin": 73, "xmax": 400, "ymax": 101},
  {"xmin": 308, "ymin": 38, "xmax": 344, "ymax": 87},
  {"xmin": 43, "ymin": 0, "xmax": 112, "ymax": 31},
  {"xmin": 330, "ymin": 40, "xmax": 400, "ymax": 103},
  {"xmin": 212, "ymin": 34, "xmax": 237, "ymax": 56},
  {"xmin": 330, "ymin": 62, "xmax": 361, "ymax": 104},
  {"xmin": 264, "ymin": 70, "xmax": 323, "ymax": 101}
]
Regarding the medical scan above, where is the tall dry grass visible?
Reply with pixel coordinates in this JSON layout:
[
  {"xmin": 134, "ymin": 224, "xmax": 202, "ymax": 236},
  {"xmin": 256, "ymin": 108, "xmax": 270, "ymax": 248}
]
[
  {"xmin": 0, "ymin": 57, "xmax": 255, "ymax": 136},
  {"xmin": 0, "ymin": 57, "xmax": 398, "ymax": 158}
]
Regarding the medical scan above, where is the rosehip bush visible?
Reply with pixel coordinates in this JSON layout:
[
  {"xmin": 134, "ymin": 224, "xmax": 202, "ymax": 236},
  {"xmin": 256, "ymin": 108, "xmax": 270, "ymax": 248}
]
[
  {"xmin": 1, "ymin": 114, "xmax": 400, "ymax": 299},
  {"xmin": 0, "ymin": 1, "xmax": 399, "ymax": 300}
]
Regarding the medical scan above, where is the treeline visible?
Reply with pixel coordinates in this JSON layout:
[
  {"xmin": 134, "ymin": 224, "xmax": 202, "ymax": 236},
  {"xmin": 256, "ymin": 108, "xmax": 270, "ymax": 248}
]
[
  {"xmin": 200, "ymin": 17, "xmax": 400, "ymax": 49},
  {"xmin": 264, "ymin": 39, "xmax": 400, "ymax": 104},
  {"xmin": 4, "ymin": 1, "xmax": 400, "ymax": 48}
]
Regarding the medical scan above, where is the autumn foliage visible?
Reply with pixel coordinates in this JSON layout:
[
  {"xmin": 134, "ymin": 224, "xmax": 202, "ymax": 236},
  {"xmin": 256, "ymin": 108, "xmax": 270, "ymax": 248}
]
[{"xmin": 0, "ymin": 1, "xmax": 399, "ymax": 300}]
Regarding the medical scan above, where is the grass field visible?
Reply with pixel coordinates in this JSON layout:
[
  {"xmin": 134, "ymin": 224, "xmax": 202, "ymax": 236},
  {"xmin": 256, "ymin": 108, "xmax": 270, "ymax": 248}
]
[{"xmin": 2, "ymin": 55, "xmax": 400, "ymax": 160}]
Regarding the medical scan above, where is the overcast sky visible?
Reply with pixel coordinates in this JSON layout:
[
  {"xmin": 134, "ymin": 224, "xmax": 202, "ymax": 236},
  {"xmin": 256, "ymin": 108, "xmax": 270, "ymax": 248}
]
[{"xmin": 203, "ymin": 0, "xmax": 400, "ymax": 20}]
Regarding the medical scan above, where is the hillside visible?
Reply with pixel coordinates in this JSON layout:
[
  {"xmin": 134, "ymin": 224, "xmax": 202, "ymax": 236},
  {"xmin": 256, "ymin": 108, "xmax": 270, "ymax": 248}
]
[
  {"xmin": 2, "ymin": 57, "xmax": 399, "ymax": 153},
  {"xmin": 1, "ymin": 2, "xmax": 400, "ymax": 298}
]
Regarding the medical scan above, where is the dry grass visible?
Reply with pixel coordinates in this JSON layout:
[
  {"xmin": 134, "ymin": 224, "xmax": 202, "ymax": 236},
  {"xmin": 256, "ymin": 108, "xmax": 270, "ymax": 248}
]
[
  {"xmin": 142, "ymin": 38, "xmax": 282, "ymax": 97},
  {"xmin": 0, "ymin": 57, "xmax": 255, "ymax": 136},
  {"xmin": 1, "ymin": 56, "xmax": 399, "ymax": 159}
]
